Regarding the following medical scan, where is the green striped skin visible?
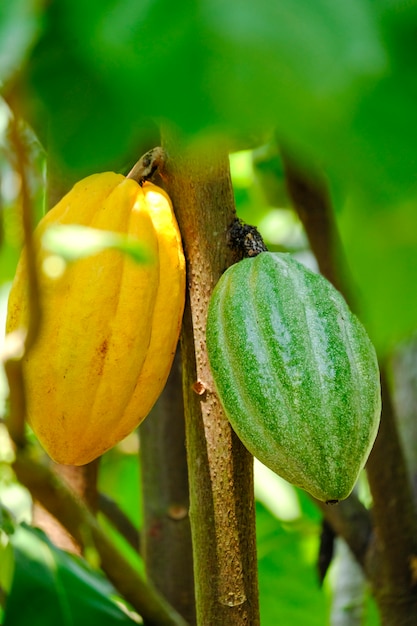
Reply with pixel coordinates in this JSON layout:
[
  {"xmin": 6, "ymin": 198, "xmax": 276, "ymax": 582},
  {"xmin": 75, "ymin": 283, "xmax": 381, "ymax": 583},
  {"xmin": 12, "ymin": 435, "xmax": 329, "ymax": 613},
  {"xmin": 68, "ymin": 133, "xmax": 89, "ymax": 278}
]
[{"xmin": 206, "ymin": 252, "xmax": 381, "ymax": 502}]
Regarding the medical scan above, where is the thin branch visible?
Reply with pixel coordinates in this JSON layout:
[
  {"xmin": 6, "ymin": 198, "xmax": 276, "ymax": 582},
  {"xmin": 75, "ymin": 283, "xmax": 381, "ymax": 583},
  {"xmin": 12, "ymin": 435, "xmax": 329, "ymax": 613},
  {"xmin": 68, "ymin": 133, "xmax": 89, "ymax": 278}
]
[
  {"xmin": 32, "ymin": 460, "xmax": 101, "ymax": 555},
  {"xmin": 98, "ymin": 492, "xmax": 140, "ymax": 554},
  {"xmin": 282, "ymin": 154, "xmax": 354, "ymax": 307},
  {"xmin": 364, "ymin": 367, "xmax": 417, "ymax": 599},
  {"xmin": 314, "ymin": 497, "xmax": 372, "ymax": 570},
  {"xmin": 8, "ymin": 113, "xmax": 42, "ymax": 351},
  {"xmin": 12, "ymin": 449, "xmax": 189, "ymax": 626},
  {"xmin": 4, "ymin": 113, "xmax": 42, "ymax": 449},
  {"xmin": 127, "ymin": 147, "xmax": 166, "ymax": 185},
  {"xmin": 140, "ymin": 348, "xmax": 196, "ymax": 625}
]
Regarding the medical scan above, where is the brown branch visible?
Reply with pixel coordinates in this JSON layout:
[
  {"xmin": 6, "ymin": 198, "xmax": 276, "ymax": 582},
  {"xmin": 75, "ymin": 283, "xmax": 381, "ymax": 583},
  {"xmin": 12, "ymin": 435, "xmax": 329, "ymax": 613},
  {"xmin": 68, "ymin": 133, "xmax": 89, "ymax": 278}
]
[
  {"xmin": 282, "ymin": 155, "xmax": 354, "ymax": 307},
  {"xmin": 4, "ymin": 112, "xmax": 42, "ymax": 448},
  {"xmin": 98, "ymin": 492, "xmax": 140, "ymax": 554},
  {"xmin": 364, "ymin": 367, "xmax": 417, "ymax": 616},
  {"xmin": 33, "ymin": 461, "xmax": 101, "ymax": 554},
  {"xmin": 127, "ymin": 147, "xmax": 166, "ymax": 185},
  {"xmin": 140, "ymin": 348, "xmax": 196, "ymax": 625},
  {"xmin": 314, "ymin": 497, "xmax": 372, "ymax": 570},
  {"xmin": 8, "ymin": 114, "xmax": 42, "ymax": 351},
  {"xmin": 12, "ymin": 449, "xmax": 189, "ymax": 626},
  {"xmin": 160, "ymin": 137, "xmax": 260, "ymax": 625}
]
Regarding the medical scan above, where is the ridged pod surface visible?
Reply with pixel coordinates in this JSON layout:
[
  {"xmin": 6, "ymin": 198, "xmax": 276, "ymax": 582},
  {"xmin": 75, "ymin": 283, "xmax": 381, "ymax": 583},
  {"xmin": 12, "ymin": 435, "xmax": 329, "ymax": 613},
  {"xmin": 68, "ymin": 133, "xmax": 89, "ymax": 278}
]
[
  {"xmin": 206, "ymin": 252, "xmax": 381, "ymax": 502},
  {"xmin": 6, "ymin": 173, "xmax": 185, "ymax": 465}
]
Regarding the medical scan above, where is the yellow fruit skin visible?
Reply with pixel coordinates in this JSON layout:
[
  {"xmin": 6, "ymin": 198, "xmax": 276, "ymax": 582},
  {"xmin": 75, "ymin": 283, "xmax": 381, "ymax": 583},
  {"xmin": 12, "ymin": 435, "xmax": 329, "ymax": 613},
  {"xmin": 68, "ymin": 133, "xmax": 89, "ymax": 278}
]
[{"xmin": 6, "ymin": 174, "xmax": 185, "ymax": 465}]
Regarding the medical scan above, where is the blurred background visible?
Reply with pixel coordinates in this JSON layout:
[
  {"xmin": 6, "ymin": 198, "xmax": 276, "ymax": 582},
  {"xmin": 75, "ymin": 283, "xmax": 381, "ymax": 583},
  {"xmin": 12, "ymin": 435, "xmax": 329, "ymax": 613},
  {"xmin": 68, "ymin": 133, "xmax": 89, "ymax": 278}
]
[{"xmin": 3, "ymin": 1, "xmax": 417, "ymax": 623}]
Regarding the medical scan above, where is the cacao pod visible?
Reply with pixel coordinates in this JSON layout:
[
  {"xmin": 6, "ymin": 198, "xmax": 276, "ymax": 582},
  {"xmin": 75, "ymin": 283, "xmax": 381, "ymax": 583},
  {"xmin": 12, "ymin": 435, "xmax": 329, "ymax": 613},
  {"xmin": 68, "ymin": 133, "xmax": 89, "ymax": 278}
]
[
  {"xmin": 6, "ymin": 173, "xmax": 185, "ymax": 465},
  {"xmin": 206, "ymin": 252, "xmax": 381, "ymax": 502}
]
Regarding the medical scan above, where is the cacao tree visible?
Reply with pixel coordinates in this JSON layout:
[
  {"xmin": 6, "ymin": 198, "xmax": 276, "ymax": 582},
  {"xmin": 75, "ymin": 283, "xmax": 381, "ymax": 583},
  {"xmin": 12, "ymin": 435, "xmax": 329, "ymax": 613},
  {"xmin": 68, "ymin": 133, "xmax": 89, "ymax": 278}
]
[{"xmin": 1, "ymin": 2, "xmax": 417, "ymax": 625}]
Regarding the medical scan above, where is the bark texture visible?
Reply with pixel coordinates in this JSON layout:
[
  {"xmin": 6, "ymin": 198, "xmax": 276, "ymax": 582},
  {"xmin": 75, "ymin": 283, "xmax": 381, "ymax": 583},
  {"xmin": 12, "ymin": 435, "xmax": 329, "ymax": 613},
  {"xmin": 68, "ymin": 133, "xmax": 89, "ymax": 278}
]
[
  {"xmin": 140, "ymin": 349, "xmax": 196, "ymax": 625},
  {"xmin": 161, "ymin": 141, "xmax": 260, "ymax": 626}
]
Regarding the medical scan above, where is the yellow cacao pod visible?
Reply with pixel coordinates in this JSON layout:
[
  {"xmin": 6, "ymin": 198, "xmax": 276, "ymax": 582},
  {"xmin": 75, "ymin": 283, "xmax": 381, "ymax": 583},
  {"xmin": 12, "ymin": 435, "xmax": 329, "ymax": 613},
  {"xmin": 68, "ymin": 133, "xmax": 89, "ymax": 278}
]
[{"xmin": 6, "ymin": 173, "xmax": 185, "ymax": 465}]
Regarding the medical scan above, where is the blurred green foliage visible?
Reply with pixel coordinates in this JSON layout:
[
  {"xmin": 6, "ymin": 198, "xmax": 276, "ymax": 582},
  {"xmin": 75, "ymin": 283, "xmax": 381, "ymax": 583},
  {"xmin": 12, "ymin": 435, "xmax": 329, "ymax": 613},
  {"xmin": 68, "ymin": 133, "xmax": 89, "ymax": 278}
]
[
  {"xmin": 2, "ymin": 1, "xmax": 416, "ymax": 624},
  {"xmin": 2, "ymin": 0, "xmax": 417, "ymax": 351},
  {"xmin": 3, "ymin": 524, "xmax": 140, "ymax": 625},
  {"xmin": 0, "ymin": 98, "xmax": 45, "ymax": 285}
]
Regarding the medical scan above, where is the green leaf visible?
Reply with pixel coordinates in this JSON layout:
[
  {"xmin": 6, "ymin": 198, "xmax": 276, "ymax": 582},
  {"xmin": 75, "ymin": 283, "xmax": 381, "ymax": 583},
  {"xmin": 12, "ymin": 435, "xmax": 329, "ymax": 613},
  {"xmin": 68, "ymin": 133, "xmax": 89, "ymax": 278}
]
[
  {"xmin": 12, "ymin": 0, "xmax": 417, "ymax": 214},
  {"xmin": 20, "ymin": 1, "xmax": 386, "ymax": 174},
  {"xmin": 204, "ymin": 0, "xmax": 385, "ymax": 132},
  {"xmin": 256, "ymin": 501, "xmax": 328, "ymax": 625},
  {"xmin": 42, "ymin": 225, "xmax": 152, "ymax": 264},
  {"xmin": 3, "ymin": 524, "xmax": 139, "ymax": 626}
]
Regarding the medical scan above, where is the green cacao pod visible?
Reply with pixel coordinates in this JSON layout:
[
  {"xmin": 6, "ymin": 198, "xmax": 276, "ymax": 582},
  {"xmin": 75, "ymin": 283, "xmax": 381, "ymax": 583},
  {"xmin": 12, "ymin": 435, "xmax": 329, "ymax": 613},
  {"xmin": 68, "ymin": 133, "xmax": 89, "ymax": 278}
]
[{"xmin": 206, "ymin": 252, "xmax": 381, "ymax": 502}]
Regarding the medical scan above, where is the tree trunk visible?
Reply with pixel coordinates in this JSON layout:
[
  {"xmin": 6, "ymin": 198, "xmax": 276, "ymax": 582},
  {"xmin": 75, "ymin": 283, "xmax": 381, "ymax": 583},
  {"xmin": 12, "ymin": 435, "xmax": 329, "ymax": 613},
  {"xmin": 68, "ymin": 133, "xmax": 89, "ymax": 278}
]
[{"xmin": 161, "ymin": 140, "xmax": 260, "ymax": 626}]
